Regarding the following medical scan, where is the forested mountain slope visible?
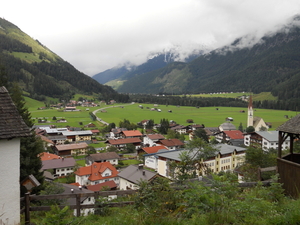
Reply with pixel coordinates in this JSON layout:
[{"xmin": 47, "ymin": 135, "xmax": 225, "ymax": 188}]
[
  {"xmin": 117, "ymin": 16, "xmax": 300, "ymax": 104},
  {"xmin": 0, "ymin": 18, "xmax": 127, "ymax": 102}
]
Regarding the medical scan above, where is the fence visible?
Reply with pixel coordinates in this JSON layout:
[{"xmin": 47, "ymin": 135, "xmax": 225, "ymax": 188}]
[
  {"xmin": 21, "ymin": 189, "xmax": 136, "ymax": 225},
  {"xmin": 20, "ymin": 181, "xmax": 272, "ymax": 225}
]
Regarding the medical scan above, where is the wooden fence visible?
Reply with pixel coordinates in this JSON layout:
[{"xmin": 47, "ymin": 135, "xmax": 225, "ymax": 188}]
[
  {"xmin": 20, "ymin": 181, "xmax": 272, "ymax": 225},
  {"xmin": 21, "ymin": 189, "xmax": 136, "ymax": 225}
]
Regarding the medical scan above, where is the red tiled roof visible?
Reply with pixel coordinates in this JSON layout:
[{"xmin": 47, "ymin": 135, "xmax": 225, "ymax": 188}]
[
  {"xmin": 122, "ymin": 130, "xmax": 143, "ymax": 137},
  {"xmin": 223, "ymin": 130, "xmax": 244, "ymax": 139},
  {"xmin": 56, "ymin": 142, "xmax": 88, "ymax": 151},
  {"xmin": 158, "ymin": 139, "xmax": 184, "ymax": 147},
  {"xmin": 91, "ymin": 129, "xmax": 100, "ymax": 133},
  {"xmin": 39, "ymin": 152, "xmax": 60, "ymax": 161},
  {"xmin": 75, "ymin": 162, "xmax": 118, "ymax": 182},
  {"xmin": 39, "ymin": 135, "xmax": 55, "ymax": 144},
  {"xmin": 107, "ymin": 137, "xmax": 141, "ymax": 145},
  {"xmin": 142, "ymin": 146, "xmax": 168, "ymax": 154},
  {"xmin": 147, "ymin": 134, "xmax": 165, "ymax": 140},
  {"xmin": 86, "ymin": 180, "xmax": 117, "ymax": 191},
  {"xmin": 69, "ymin": 182, "xmax": 80, "ymax": 186}
]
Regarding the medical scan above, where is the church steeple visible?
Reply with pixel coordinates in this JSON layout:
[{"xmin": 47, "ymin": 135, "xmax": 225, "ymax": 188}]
[{"xmin": 247, "ymin": 94, "xmax": 253, "ymax": 127}]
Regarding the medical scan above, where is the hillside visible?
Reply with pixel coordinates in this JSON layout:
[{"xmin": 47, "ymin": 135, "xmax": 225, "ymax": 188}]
[
  {"xmin": 116, "ymin": 16, "xmax": 300, "ymax": 104},
  {"xmin": 92, "ymin": 50, "xmax": 201, "ymax": 85},
  {"xmin": 0, "ymin": 18, "xmax": 127, "ymax": 102}
]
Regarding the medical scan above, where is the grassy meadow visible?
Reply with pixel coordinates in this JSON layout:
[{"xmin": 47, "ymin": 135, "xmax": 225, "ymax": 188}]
[
  {"xmin": 94, "ymin": 103, "xmax": 296, "ymax": 130},
  {"xmin": 25, "ymin": 96, "xmax": 297, "ymax": 130}
]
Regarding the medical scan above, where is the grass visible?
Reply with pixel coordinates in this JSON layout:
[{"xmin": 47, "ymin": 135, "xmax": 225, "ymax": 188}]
[
  {"xmin": 95, "ymin": 103, "xmax": 295, "ymax": 130},
  {"xmin": 120, "ymin": 159, "xmax": 140, "ymax": 166},
  {"xmin": 25, "ymin": 95, "xmax": 293, "ymax": 131}
]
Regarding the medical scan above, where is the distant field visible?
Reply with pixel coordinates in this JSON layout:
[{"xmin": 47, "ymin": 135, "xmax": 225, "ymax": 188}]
[
  {"xmin": 26, "ymin": 96, "xmax": 292, "ymax": 130},
  {"xmin": 183, "ymin": 92, "xmax": 277, "ymax": 101},
  {"xmin": 96, "ymin": 103, "xmax": 296, "ymax": 130},
  {"xmin": 29, "ymin": 106, "xmax": 105, "ymax": 128}
]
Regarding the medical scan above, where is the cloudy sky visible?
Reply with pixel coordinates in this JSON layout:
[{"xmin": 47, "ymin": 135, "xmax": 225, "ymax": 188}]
[{"xmin": 2, "ymin": 0, "xmax": 300, "ymax": 76}]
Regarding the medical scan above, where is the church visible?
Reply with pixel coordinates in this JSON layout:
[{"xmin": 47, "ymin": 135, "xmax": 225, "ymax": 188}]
[{"xmin": 247, "ymin": 95, "xmax": 268, "ymax": 131}]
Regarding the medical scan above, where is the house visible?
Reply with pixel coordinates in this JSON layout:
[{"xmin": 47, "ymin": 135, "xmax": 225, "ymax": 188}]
[
  {"xmin": 143, "ymin": 134, "xmax": 165, "ymax": 147},
  {"xmin": 109, "ymin": 128, "xmax": 127, "ymax": 139},
  {"xmin": 244, "ymin": 131, "xmax": 290, "ymax": 150},
  {"xmin": 156, "ymin": 138, "xmax": 185, "ymax": 150},
  {"xmin": 139, "ymin": 146, "xmax": 168, "ymax": 170},
  {"xmin": 106, "ymin": 137, "xmax": 142, "ymax": 150},
  {"xmin": 219, "ymin": 122, "xmax": 236, "ymax": 131},
  {"xmin": 190, "ymin": 124, "xmax": 205, "ymax": 131},
  {"xmin": 85, "ymin": 152, "xmax": 120, "ymax": 166},
  {"xmin": 61, "ymin": 130, "xmax": 93, "ymax": 142},
  {"xmin": 0, "ymin": 86, "xmax": 31, "ymax": 225},
  {"xmin": 86, "ymin": 180, "xmax": 117, "ymax": 192},
  {"xmin": 47, "ymin": 135, "xmax": 67, "ymax": 145},
  {"xmin": 39, "ymin": 127, "xmax": 68, "ymax": 136},
  {"xmin": 118, "ymin": 164, "xmax": 158, "ymax": 190},
  {"xmin": 91, "ymin": 129, "xmax": 100, "ymax": 135},
  {"xmin": 39, "ymin": 152, "xmax": 60, "ymax": 161},
  {"xmin": 61, "ymin": 183, "xmax": 95, "ymax": 216},
  {"xmin": 214, "ymin": 130, "xmax": 244, "ymax": 146},
  {"xmin": 75, "ymin": 162, "xmax": 119, "ymax": 186},
  {"xmin": 151, "ymin": 144, "xmax": 246, "ymax": 178},
  {"xmin": 170, "ymin": 125, "xmax": 189, "ymax": 134},
  {"xmin": 41, "ymin": 157, "xmax": 76, "ymax": 177},
  {"xmin": 85, "ymin": 123, "xmax": 96, "ymax": 128},
  {"xmin": 121, "ymin": 130, "xmax": 143, "ymax": 139},
  {"xmin": 39, "ymin": 135, "xmax": 55, "ymax": 149},
  {"xmin": 54, "ymin": 142, "xmax": 88, "ymax": 156}
]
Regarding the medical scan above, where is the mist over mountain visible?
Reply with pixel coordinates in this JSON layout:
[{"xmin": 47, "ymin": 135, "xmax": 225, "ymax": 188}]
[
  {"xmin": 92, "ymin": 48, "xmax": 204, "ymax": 85},
  {"xmin": 111, "ymin": 15, "xmax": 300, "ymax": 104}
]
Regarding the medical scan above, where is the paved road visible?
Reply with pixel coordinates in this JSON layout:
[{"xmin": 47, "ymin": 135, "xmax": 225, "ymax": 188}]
[{"xmin": 92, "ymin": 103, "xmax": 135, "ymax": 126}]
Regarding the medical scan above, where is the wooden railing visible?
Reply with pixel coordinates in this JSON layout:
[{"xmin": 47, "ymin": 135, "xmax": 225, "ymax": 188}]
[
  {"xmin": 278, "ymin": 154, "xmax": 300, "ymax": 198},
  {"xmin": 21, "ymin": 189, "xmax": 137, "ymax": 225},
  {"xmin": 20, "ymin": 181, "xmax": 273, "ymax": 225}
]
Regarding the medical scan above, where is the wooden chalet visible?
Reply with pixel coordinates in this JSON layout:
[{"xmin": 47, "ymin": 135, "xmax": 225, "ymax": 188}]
[{"xmin": 277, "ymin": 114, "xmax": 300, "ymax": 198}]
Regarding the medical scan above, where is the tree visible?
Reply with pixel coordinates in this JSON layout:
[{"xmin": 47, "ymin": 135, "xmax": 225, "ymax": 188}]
[
  {"xmin": 238, "ymin": 122, "xmax": 243, "ymax": 132},
  {"xmin": 245, "ymin": 126, "xmax": 255, "ymax": 133},
  {"xmin": 193, "ymin": 128, "xmax": 209, "ymax": 142},
  {"xmin": 158, "ymin": 118, "xmax": 169, "ymax": 134},
  {"xmin": 9, "ymin": 82, "xmax": 44, "ymax": 196},
  {"xmin": 169, "ymin": 137, "xmax": 218, "ymax": 183},
  {"xmin": 107, "ymin": 145, "xmax": 118, "ymax": 152},
  {"xmin": 125, "ymin": 143, "xmax": 136, "ymax": 153},
  {"xmin": 145, "ymin": 119, "xmax": 154, "ymax": 129}
]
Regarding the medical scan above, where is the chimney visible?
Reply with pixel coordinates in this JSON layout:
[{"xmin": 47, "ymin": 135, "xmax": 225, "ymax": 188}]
[
  {"xmin": 143, "ymin": 170, "xmax": 145, "ymax": 175},
  {"xmin": 138, "ymin": 164, "xmax": 143, "ymax": 170},
  {"xmin": 79, "ymin": 186, "xmax": 82, "ymax": 190},
  {"xmin": 71, "ymin": 188, "xmax": 74, "ymax": 193}
]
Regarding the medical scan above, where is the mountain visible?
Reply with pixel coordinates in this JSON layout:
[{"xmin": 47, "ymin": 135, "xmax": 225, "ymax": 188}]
[
  {"xmin": 116, "ymin": 16, "xmax": 300, "ymax": 103},
  {"xmin": 92, "ymin": 49, "xmax": 202, "ymax": 85},
  {"xmin": 0, "ymin": 18, "xmax": 127, "ymax": 102}
]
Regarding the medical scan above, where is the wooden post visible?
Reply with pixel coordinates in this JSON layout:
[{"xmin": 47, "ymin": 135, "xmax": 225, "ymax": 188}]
[
  {"xmin": 24, "ymin": 192, "xmax": 30, "ymax": 225},
  {"xmin": 278, "ymin": 131, "xmax": 282, "ymax": 158},
  {"xmin": 76, "ymin": 194, "xmax": 81, "ymax": 217}
]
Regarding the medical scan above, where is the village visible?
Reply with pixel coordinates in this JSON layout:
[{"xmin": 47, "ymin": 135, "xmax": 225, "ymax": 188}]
[
  {"xmin": 1, "ymin": 87, "xmax": 300, "ymax": 224},
  {"xmin": 22, "ymin": 95, "xmax": 291, "ymax": 215}
]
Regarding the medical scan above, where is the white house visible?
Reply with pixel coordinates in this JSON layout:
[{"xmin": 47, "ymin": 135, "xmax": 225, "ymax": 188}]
[
  {"xmin": 0, "ymin": 86, "xmax": 31, "ymax": 225},
  {"xmin": 85, "ymin": 152, "xmax": 120, "ymax": 166},
  {"xmin": 118, "ymin": 164, "xmax": 158, "ymax": 190},
  {"xmin": 244, "ymin": 131, "xmax": 290, "ymax": 150},
  {"xmin": 61, "ymin": 183, "xmax": 95, "ymax": 216},
  {"xmin": 151, "ymin": 144, "xmax": 247, "ymax": 178},
  {"xmin": 75, "ymin": 162, "xmax": 119, "ymax": 186},
  {"xmin": 143, "ymin": 134, "xmax": 165, "ymax": 147},
  {"xmin": 41, "ymin": 157, "xmax": 76, "ymax": 177}
]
